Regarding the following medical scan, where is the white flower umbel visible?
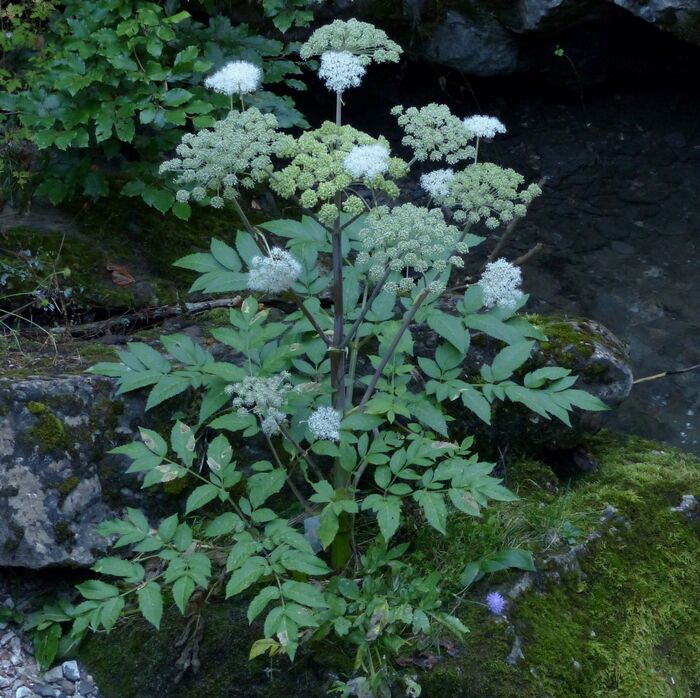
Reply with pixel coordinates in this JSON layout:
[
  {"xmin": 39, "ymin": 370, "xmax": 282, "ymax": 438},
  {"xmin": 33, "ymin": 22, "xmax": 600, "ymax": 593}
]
[
  {"xmin": 308, "ymin": 406, "xmax": 341, "ymax": 441},
  {"xmin": 344, "ymin": 143, "xmax": 389, "ymax": 179},
  {"xmin": 463, "ymin": 115, "xmax": 507, "ymax": 139},
  {"xmin": 231, "ymin": 373, "xmax": 295, "ymax": 423},
  {"xmin": 261, "ymin": 409, "xmax": 285, "ymax": 436},
  {"xmin": 479, "ymin": 258, "xmax": 524, "ymax": 309},
  {"xmin": 247, "ymin": 247, "xmax": 302, "ymax": 294},
  {"xmin": 420, "ymin": 168, "xmax": 454, "ymax": 198},
  {"xmin": 204, "ymin": 60, "xmax": 262, "ymax": 96},
  {"xmin": 318, "ymin": 51, "xmax": 366, "ymax": 93}
]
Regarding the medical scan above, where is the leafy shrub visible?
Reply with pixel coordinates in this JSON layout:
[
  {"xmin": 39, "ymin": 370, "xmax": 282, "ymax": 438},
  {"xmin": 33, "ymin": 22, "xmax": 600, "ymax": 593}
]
[
  {"xmin": 0, "ymin": 0, "xmax": 312, "ymax": 215},
  {"xmin": 35, "ymin": 19, "xmax": 606, "ymax": 696}
]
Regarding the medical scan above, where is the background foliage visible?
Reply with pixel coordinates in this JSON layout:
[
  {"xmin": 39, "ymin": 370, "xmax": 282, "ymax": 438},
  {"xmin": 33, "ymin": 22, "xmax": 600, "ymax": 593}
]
[{"xmin": 0, "ymin": 0, "xmax": 313, "ymax": 214}]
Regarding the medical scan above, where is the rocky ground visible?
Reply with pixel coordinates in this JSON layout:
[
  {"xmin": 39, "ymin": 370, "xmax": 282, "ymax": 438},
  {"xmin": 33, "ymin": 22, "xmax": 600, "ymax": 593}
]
[{"xmin": 0, "ymin": 602, "xmax": 100, "ymax": 698}]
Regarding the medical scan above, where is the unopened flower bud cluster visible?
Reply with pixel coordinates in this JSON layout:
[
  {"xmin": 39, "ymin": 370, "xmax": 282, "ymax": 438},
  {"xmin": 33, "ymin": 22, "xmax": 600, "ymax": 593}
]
[
  {"xmin": 160, "ymin": 108, "xmax": 280, "ymax": 207},
  {"xmin": 439, "ymin": 163, "xmax": 541, "ymax": 229},
  {"xmin": 300, "ymin": 18, "xmax": 402, "ymax": 65},
  {"xmin": 357, "ymin": 203, "xmax": 468, "ymax": 293},
  {"xmin": 271, "ymin": 123, "xmax": 407, "ymax": 226},
  {"xmin": 392, "ymin": 104, "xmax": 476, "ymax": 164}
]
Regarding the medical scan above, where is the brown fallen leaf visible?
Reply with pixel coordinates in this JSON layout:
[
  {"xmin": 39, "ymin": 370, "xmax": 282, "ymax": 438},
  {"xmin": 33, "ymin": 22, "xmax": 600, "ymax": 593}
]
[
  {"xmin": 107, "ymin": 264, "xmax": 136, "ymax": 286},
  {"xmin": 396, "ymin": 650, "xmax": 442, "ymax": 671}
]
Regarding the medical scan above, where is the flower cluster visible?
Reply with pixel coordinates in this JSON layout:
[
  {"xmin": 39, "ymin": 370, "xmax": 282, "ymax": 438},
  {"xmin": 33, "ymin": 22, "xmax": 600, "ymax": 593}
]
[
  {"xmin": 318, "ymin": 51, "xmax": 366, "ymax": 93},
  {"xmin": 344, "ymin": 143, "xmax": 389, "ymax": 179},
  {"xmin": 307, "ymin": 406, "xmax": 341, "ymax": 441},
  {"xmin": 479, "ymin": 259, "xmax": 523, "ymax": 309},
  {"xmin": 160, "ymin": 108, "xmax": 280, "ymax": 207},
  {"xmin": 392, "ymin": 104, "xmax": 476, "ymax": 164},
  {"xmin": 229, "ymin": 372, "xmax": 297, "ymax": 434},
  {"xmin": 485, "ymin": 591, "xmax": 506, "ymax": 615},
  {"xmin": 204, "ymin": 60, "xmax": 262, "ymax": 96},
  {"xmin": 357, "ymin": 204, "xmax": 468, "ymax": 293},
  {"xmin": 441, "ymin": 163, "xmax": 541, "ymax": 228},
  {"xmin": 247, "ymin": 247, "xmax": 302, "ymax": 294},
  {"xmin": 300, "ymin": 18, "xmax": 402, "ymax": 65},
  {"xmin": 420, "ymin": 168, "xmax": 454, "ymax": 198},
  {"xmin": 272, "ymin": 123, "xmax": 407, "ymax": 225},
  {"xmin": 463, "ymin": 115, "xmax": 506, "ymax": 139}
]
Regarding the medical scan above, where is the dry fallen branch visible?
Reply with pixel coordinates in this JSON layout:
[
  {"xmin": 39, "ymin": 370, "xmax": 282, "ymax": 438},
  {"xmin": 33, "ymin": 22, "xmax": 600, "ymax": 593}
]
[
  {"xmin": 633, "ymin": 363, "xmax": 700, "ymax": 385},
  {"xmin": 32, "ymin": 296, "xmax": 243, "ymax": 339}
]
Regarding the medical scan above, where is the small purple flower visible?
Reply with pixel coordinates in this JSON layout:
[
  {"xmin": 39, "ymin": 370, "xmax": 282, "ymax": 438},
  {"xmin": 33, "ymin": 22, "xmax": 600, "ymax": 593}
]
[{"xmin": 486, "ymin": 591, "xmax": 506, "ymax": 615}]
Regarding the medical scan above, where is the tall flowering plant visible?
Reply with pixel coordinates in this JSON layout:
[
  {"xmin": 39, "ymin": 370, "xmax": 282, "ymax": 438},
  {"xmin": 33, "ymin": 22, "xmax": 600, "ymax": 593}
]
[{"xmin": 82, "ymin": 19, "xmax": 606, "ymax": 697}]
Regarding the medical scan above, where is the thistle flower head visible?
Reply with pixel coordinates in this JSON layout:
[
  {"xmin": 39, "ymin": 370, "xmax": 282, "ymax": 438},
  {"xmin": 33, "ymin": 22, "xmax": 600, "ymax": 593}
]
[
  {"xmin": 247, "ymin": 247, "xmax": 302, "ymax": 294},
  {"xmin": 300, "ymin": 19, "xmax": 402, "ymax": 66},
  {"xmin": 318, "ymin": 51, "xmax": 366, "ymax": 93},
  {"xmin": 463, "ymin": 115, "xmax": 507, "ymax": 139},
  {"xmin": 357, "ymin": 204, "xmax": 469, "ymax": 293},
  {"xmin": 230, "ymin": 372, "xmax": 295, "ymax": 421},
  {"xmin": 479, "ymin": 259, "xmax": 523, "ymax": 309},
  {"xmin": 160, "ymin": 108, "xmax": 280, "ymax": 205},
  {"xmin": 308, "ymin": 406, "xmax": 342, "ymax": 441},
  {"xmin": 392, "ymin": 103, "xmax": 476, "ymax": 164},
  {"xmin": 486, "ymin": 591, "xmax": 506, "ymax": 615},
  {"xmin": 443, "ymin": 163, "xmax": 541, "ymax": 229},
  {"xmin": 344, "ymin": 143, "xmax": 389, "ymax": 179},
  {"xmin": 420, "ymin": 168, "xmax": 454, "ymax": 198},
  {"xmin": 272, "ymin": 123, "xmax": 407, "ymax": 225},
  {"xmin": 204, "ymin": 60, "xmax": 262, "ymax": 96}
]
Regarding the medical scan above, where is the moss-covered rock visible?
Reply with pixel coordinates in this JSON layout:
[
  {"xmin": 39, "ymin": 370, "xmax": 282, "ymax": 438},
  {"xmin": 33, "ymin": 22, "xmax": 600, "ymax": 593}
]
[
  {"xmin": 78, "ymin": 432, "xmax": 700, "ymax": 697},
  {"xmin": 0, "ymin": 373, "xmax": 184, "ymax": 569},
  {"xmin": 419, "ymin": 432, "xmax": 700, "ymax": 696},
  {"xmin": 414, "ymin": 309, "xmax": 633, "ymax": 456}
]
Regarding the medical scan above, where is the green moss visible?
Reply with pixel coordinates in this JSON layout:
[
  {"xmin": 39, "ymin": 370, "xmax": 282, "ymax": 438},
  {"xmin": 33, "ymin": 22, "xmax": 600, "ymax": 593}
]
[
  {"xmin": 25, "ymin": 411, "xmax": 71, "ymax": 453},
  {"xmin": 27, "ymin": 400, "xmax": 48, "ymax": 415},
  {"xmin": 413, "ymin": 432, "xmax": 700, "ymax": 696},
  {"xmin": 79, "ymin": 600, "xmax": 330, "ymax": 698},
  {"xmin": 53, "ymin": 520, "xmax": 73, "ymax": 544},
  {"xmin": 55, "ymin": 475, "xmax": 81, "ymax": 497},
  {"xmin": 530, "ymin": 315, "xmax": 596, "ymax": 361}
]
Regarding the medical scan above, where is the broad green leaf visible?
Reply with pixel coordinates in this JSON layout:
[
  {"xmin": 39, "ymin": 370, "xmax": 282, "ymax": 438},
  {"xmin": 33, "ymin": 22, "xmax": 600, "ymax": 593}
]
[
  {"xmin": 281, "ymin": 580, "xmax": 328, "ymax": 608},
  {"xmin": 427, "ymin": 312, "xmax": 469, "ymax": 353},
  {"xmin": 247, "ymin": 586, "xmax": 280, "ymax": 623},
  {"xmin": 248, "ymin": 469, "xmax": 286, "ymax": 509},
  {"xmin": 318, "ymin": 504, "xmax": 339, "ymax": 549},
  {"xmin": 173, "ymin": 575, "xmax": 195, "ymax": 614},
  {"xmin": 413, "ymin": 490, "xmax": 447, "ymax": 534},
  {"xmin": 137, "ymin": 582, "xmax": 163, "ymax": 629},
  {"xmin": 490, "ymin": 341, "xmax": 535, "ymax": 382},
  {"xmin": 226, "ymin": 557, "xmax": 267, "ymax": 597},
  {"xmin": 185, "ymin": 484, "xmax": 219, "ymax": 514},
  {"xmin": 205, "ymin": 513, "xmax": 243, "ymax": 537}
]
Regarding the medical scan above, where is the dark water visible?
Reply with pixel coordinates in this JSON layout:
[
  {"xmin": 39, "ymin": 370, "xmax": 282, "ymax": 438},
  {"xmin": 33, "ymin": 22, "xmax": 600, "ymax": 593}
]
[{"xmin": 297, "ymin": 26, "xmax": 700, "ymax": 453}]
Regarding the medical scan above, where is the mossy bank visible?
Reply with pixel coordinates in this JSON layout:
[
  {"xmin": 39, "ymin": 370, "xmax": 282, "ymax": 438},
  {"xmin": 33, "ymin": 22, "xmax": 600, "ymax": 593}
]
[{"xmin": 79, "ymin": 431, "xmax": 700, "ymax": 697}]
